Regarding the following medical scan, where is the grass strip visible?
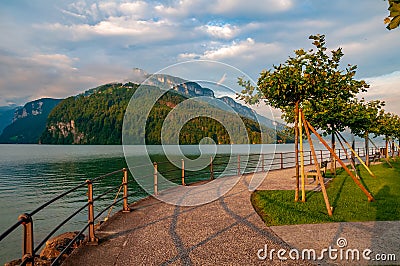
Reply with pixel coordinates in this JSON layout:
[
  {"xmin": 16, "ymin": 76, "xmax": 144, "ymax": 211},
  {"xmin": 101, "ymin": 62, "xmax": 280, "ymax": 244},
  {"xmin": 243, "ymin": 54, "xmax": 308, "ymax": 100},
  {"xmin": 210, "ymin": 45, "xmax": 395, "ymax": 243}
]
[{"xmin": 251, "ymin": 160, "xmax": 400, "ymax": 226}]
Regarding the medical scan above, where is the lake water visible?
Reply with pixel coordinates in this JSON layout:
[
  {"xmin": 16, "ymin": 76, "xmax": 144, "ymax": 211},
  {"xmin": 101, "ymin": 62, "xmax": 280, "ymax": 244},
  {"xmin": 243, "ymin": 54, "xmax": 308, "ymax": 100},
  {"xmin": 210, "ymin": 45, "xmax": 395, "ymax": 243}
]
[{"xmin": 0, "ymin": 141, "xmax": 374, "ymax": 263}]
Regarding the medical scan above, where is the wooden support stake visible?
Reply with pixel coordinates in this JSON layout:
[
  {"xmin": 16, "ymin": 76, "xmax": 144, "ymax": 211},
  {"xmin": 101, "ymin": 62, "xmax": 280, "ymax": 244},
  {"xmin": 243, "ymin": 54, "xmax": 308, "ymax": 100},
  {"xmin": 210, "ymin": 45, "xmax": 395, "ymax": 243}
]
[
  {"xmin": 336, "ymin": 133, "xmax": 358, "ymax": 177},
  {"xmin": 301, "ymin": 113, "xmax": 332, "ymax": 216},
  {"xmin": 336, "ymin": 132, "xmax": 375, "ymax": 178},
  {"xmin": 305, "ymin": 120, "xmax": 375, "ymax": 202},
  {"xmin": 294, "ymin": 101, "xmax": 300, "ymax": 202},
  {"xmin": 299, "ymin": 109, "xmax": 306, "ymax": 202}
]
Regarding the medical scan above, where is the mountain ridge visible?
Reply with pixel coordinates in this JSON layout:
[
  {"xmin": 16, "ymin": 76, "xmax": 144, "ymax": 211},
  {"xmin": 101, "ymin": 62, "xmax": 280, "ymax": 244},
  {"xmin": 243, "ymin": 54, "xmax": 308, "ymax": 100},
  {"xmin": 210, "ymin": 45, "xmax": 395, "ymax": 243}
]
[
  {"xmin": 0, "ymin": 72, "xmax": 290, "ymax": 144},
  {"xmin": 0, "ymin": 98, "xmax": 61, "ymax": 143}
]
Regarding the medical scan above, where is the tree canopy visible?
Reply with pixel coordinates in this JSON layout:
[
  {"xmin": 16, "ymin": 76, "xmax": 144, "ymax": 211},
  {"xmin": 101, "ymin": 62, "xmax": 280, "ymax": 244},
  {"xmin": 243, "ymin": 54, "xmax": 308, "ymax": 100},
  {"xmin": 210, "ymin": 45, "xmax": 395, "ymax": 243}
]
[{"xmin": 238, "ymin": 34, "xmax": 369, "ymax": 136}]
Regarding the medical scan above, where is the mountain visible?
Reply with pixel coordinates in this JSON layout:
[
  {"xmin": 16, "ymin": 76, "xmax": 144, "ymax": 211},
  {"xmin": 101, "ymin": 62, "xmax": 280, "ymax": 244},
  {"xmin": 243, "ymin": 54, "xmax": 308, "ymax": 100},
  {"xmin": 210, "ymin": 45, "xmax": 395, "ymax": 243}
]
[
  {"xmin": 0, "ymin": 98, "xmax": 61, "ymax": 143},
  {"xmin": 217, "ymin": 96, "xmax": 257, "ymax": 120},
  {"xmin": 0, "ymin": 105, "xmax": 20, "ymax": 135},
  {"xmin": 138, "ymin": 72, "xmax": 286, "ymax": 131},
  {"xmin": 40, "ymin": 83, "xmax": 284, "ymax": 145}
]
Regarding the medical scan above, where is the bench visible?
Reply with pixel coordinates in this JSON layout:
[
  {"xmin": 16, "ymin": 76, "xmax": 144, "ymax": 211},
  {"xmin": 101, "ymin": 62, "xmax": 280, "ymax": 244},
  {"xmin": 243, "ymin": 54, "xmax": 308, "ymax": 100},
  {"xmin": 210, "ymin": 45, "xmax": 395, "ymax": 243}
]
[
  {"xmin": 306, "ymin": 161, "xmax": 328, "ymax": 183},
  {"xmin": 371, "ymin": 152, "xmax": 381, "ymax": 163}
]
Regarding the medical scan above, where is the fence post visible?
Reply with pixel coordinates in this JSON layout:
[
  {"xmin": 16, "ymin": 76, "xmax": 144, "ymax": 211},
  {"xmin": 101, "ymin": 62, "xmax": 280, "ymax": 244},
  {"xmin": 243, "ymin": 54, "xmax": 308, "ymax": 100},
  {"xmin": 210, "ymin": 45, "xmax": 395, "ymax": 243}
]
[
  {"xmin": 181, "ymin": 159, "xmax": 185, "ymax": 186},
  {"xmin": 18, "ymin": 213, "xmax": 34, "ymax": 266},
  {"xmin": 86, "ymin": 180, "xmax": 98, "ymax": 245},
  {"xmin": 210, "ymin": 156, "xmax": 214, "ymax": 180},
  {"xmin": 237, "ymin": 155, "xmax": 241, "ymax": 175},
  {"xmin": 122, "ymin": 168, "xmax": 130, "ymax": 213},
  {"xmin": 261, "ymin": 154, "xmax": 265, "ymax": 172},
  {"xmin": 280, "ymin": 153, "xmax": 283, "ymax": 169},
  {"xmin": 338, "ymin": 149, "xmax": 341, "ymax": 160},
  {"xmin": 154, "ymin": 162, "xmax": 158, "ymax": 195},
  {"xmin": 320, "ymin": 150, "xmax": 323, "ymax": 162},
  {"xmin": 310, "ymin": 151, "xmax": 312, "ymax": 165}
]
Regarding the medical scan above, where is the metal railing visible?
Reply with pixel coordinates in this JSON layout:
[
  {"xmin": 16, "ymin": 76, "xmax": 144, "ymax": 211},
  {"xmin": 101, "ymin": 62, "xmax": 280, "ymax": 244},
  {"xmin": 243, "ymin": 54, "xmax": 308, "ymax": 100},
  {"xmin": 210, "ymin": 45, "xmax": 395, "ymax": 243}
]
[
  {"xmin": 0, "ymin": 145, "xmax": 392, "ymax": 265},
  {"xmin": 0, "ymin": 168, "xmax": 134, "ymax": 266},
  {"xmin": 151, "ymin": 147, "xmax": 388, "ymax": 195}
]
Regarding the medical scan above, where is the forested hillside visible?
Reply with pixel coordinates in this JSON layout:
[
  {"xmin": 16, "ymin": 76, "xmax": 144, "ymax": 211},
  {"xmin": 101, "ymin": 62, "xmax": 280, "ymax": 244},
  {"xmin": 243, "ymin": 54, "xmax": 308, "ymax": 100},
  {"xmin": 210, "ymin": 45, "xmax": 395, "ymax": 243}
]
[{"xmin": 40, "ymin": 82, "xmax": 287, "ymax": 144}]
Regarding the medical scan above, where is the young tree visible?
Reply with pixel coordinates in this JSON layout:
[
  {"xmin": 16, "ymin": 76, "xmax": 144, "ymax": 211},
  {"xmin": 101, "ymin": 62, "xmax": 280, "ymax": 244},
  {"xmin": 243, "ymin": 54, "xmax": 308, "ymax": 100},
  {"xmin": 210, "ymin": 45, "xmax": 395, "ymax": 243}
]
[
  {"xmin": 346, "ymin": 99, "xmax": 385, "ymax": 166},
  {"xmin": 238, "ymin": 34, "xmax": 369, "ymax": 201},
  {"xmin": 373, "ymin": 111, "xmax": 400, "ymax": 158}
]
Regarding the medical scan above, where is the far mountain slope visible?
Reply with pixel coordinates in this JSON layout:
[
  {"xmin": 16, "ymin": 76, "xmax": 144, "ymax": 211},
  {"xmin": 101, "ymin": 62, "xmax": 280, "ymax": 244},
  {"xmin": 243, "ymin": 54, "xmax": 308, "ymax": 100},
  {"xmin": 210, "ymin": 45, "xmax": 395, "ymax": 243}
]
[
  {"xmin": 0, "ymin": 98, "xmax": 61, "ymax": 143},
  {"xmin": 0, "ymin": 105, "xmax": 20, "ymax": 135}
]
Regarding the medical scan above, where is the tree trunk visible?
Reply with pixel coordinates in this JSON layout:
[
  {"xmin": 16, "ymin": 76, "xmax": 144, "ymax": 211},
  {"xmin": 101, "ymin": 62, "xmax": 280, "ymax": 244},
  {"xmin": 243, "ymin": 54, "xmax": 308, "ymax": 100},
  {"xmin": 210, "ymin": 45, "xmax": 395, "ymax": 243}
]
[
  {"xmin": 294, "ymin": 101, "xmax": 299, "ymax": 202},
  {"xmin": 392, "ymin": 141, "xmax": 395, "ymax": 159},
  {"xmin": 365, "ymin": 132, "xmax": 369, "ymax": 166},
  {"xmin": 385, "ymin": 137, "xmax": 389, "ymax": 159},
  {"xmin": 331, "ymin": 132, "xmax": 336, "ymax": 175}
]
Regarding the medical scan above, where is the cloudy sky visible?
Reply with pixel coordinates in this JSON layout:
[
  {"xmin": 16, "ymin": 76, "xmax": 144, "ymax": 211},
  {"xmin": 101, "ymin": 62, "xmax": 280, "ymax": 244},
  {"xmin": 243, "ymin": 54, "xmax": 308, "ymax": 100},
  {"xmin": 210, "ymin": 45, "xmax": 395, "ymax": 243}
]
[{"xmin": 0, "ymin": 0, "xmax": 399, "ymax": 118}]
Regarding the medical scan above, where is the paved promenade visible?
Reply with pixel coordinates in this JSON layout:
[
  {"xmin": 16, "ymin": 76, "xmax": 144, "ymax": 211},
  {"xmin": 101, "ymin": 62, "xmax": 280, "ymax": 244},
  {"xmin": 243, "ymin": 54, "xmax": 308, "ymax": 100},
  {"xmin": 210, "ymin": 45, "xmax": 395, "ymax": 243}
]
[{"xmin": 64, "ymin": 166, "xmax": 399, "ymax": 265}]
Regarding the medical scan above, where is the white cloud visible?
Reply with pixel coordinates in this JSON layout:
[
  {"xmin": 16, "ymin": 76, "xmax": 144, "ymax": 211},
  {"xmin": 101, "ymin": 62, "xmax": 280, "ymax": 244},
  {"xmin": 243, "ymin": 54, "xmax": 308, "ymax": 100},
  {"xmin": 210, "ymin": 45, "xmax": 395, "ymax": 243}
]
[
  {"xmin": 361, "ymin": 71, "xmax": 400, "ymax": 115},
  {"xmin": 179, "ymin": 38, "xmax": 282, "ymax": 61},
  {"xmin": 212, "ymin": 0, "xmax": 294, "ymax": 15},
  {"xmin": 199, "ymin": 24, "xmax": 240, "ymax": 39},
  {"xmin": 119, "ymin": 1, "xmax": 151, "ymax": 17},
  {"xmin": 155, "ymin": 0, "xmax": 294, "ymax": 18},
  {"xmin": 37, "ymin": 17, "xmax": 176, "ymax": 43}
]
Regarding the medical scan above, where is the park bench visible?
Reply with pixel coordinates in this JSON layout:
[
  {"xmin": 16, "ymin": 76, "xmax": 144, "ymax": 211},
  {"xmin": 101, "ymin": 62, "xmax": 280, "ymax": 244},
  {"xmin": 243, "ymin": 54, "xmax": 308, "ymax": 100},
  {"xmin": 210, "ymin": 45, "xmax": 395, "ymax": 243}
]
[
  {"xmin": 371, "ymin": 152, "xmax": 381, "ymax": 163},
  {"xmin": 306, "ymin": 161, "xmax": 328, "ymax": 183}
]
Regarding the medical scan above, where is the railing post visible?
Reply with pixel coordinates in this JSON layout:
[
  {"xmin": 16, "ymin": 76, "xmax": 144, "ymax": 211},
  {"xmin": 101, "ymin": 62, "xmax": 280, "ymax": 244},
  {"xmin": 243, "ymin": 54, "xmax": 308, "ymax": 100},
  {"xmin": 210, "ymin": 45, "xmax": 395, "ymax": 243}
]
[
  {"xmin": 310, "ymin": 151, "xmax": 312, "ymax": 165},
  {"xmin": 320, "ymin": 150, "xmax": 323, "ymax": 162},
  {"xmin": 237, "ymin": 154, "xmax": 241, "ymax": 175},
  {"xmin": 154, "ymin": 162, "xmax": 158, "ymax": 195},
  {"xmin": 210, "ymin": 156, "xmax": 214, "ymax": 180},
  {"xmin": 181, "ymin": 159, "xmax": 185, "ymax": 186},
  {"xmin": 122, "ymin": 168, "xmax": 130, "ymax": 213},
  {"xmin": 18, "ymin": 213, "xmax": 34, "ymax": 266},
  {"xmin": 280, "ymin": 153, "xmax": 283, "ymax": 169},
  {"xmin": 86, "ymin": 180, "xmax": 98, "ymax": 245},
  {"xmin": 261, "ymin": 154, "xmax": 265, "ymax": 172}
]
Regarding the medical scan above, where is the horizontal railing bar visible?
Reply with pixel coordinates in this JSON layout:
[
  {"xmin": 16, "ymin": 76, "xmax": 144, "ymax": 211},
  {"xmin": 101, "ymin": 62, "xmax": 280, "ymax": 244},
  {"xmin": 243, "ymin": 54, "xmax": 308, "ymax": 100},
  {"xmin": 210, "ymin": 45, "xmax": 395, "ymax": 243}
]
[
  {"xmin": 34, "ymin": 203, "xmax": 89, "ymax": 253},
  {"xmin": 29, "ymin": 181, "xmax": 87, "ymax": 217},
  {"xmin": 130, "ymin": 173, "xmax": 154, "ymax": 179},
  {"xmin": 93, "ymin": 184, "xmax": 123, "ymax": 202},
  {"xmin": 94, "ymin": 197, "xmax": 125, "ymax": 221},
  {"xmin": 92, "ymin": 169, "xmax": 125, "ymax": 183},
  {"xmin": 52, "ymin": 222, "xmax": 90, "ymax": 265},
  {"xmin": 0, "ymin": 219, "xmax": 24, "ymax": 242}
]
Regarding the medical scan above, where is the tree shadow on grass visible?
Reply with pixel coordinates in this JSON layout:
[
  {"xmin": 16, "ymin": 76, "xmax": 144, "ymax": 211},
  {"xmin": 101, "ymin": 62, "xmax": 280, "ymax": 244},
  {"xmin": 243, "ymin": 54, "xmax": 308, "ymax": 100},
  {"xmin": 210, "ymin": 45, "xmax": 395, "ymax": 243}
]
[
  {"xmin": 374, "ymin": 185, "xmax": 400, "ymax": 220},
  {"xmin": 331, "ymin": 175, "xmax": 348, "ymax": 209},
  {"xmin": 252, "ymin": 191, "xmax": 339, "ymax": 226}
]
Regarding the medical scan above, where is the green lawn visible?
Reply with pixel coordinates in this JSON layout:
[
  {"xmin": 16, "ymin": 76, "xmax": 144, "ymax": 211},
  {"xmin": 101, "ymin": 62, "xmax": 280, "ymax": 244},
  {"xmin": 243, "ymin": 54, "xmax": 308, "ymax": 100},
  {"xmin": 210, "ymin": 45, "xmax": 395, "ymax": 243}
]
[{"xmin": 251, "ymin": 160, "xmax": 400, "ymax": 226}]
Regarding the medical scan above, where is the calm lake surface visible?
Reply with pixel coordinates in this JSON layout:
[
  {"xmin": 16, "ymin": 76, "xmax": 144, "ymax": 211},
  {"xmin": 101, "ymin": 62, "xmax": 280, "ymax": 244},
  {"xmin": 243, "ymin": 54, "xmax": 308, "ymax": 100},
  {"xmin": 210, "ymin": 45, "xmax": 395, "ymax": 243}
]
[{"xmin": 0, "ymin": 142, "xmax": 367, "ymax": 263}]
